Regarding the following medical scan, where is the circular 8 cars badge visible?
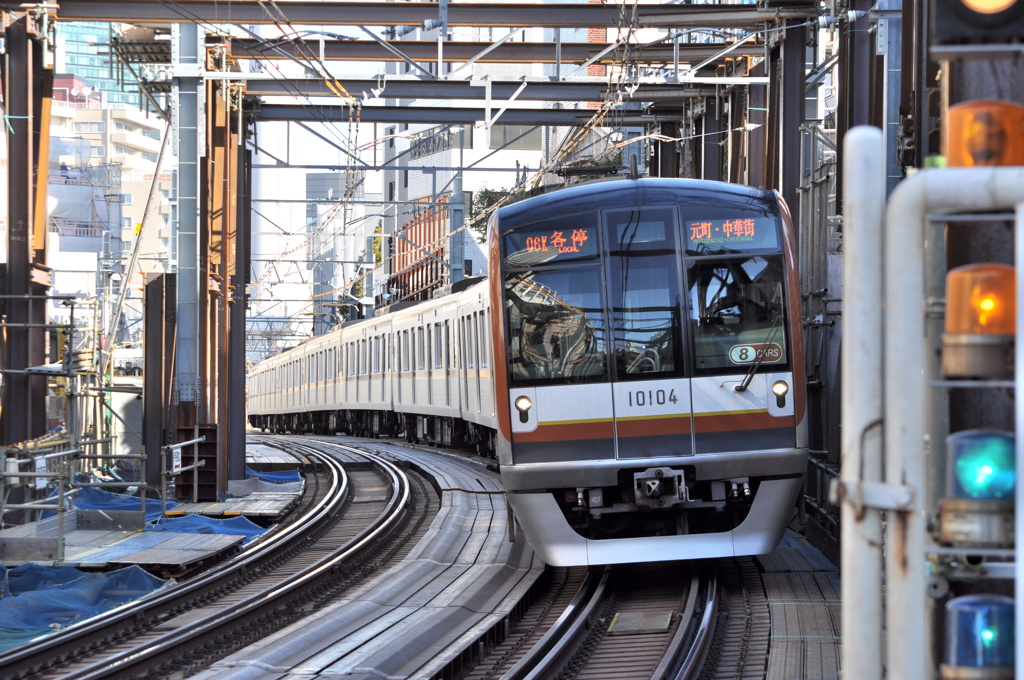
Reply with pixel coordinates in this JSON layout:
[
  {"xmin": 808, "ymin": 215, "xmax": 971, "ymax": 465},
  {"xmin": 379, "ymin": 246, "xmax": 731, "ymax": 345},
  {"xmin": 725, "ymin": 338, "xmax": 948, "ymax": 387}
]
[{"xmin": 729, "ymin": 343, "xmax": 784, "ymax": 365}]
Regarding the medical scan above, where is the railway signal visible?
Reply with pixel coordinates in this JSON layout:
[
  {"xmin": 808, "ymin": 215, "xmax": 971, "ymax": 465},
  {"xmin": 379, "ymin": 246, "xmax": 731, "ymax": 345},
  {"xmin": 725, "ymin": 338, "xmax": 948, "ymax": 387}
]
[
  {"xmin": 942, "ymin": 263, "xmax": 1015, "ymax": 379},
  {"xmin": 931, "ymin": 0, "xmax": 1024, "ymax": 44},
  {"xmin": 939, "ymin": 430, "xmax": 1015, "ymax": 547},
  {"xmin": 942, "ymin": 594, "xmax": 1015, "ymax": 678}
]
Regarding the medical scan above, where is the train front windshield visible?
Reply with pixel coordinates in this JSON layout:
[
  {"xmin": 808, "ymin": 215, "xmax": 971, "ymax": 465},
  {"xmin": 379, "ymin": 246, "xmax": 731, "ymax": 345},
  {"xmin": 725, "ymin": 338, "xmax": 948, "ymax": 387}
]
[{"xmin": 502, "ymin": 199, "xmax": 789, "ymax": 384}]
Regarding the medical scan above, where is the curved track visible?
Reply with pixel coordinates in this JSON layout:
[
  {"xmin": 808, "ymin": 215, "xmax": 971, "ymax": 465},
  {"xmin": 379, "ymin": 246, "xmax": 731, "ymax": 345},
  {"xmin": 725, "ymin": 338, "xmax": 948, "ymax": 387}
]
[{"xmin": 0, "ymin": 439, "xmax": 413, "ymax": 680}]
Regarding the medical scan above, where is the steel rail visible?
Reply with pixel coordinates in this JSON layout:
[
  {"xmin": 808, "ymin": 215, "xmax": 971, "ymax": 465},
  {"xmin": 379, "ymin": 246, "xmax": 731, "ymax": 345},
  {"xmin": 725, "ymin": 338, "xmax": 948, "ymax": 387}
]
[
  {"xmin": 663, "ymin": 570, "xmax": 718, "ymax": 680},
  {"xmin": 0, "ymin": 442, "xmax": 343, "ymax": 680},
  {"xmin": 56, "ymin": 440, "xmax": 410, "ymax": 680},
  {"xmin": 0, "ymin": 440, "xmax": 356, "ymax": 680},
  {"xmin": 500, "ymin": 566, "xmax": 610, "ymax": 680}
]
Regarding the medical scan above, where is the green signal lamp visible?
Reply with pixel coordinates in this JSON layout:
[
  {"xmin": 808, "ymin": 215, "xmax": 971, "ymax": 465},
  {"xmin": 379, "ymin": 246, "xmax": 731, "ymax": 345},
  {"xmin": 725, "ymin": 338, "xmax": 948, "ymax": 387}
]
[
  {"xmin": 939, "ymin": 430, "xmax": 1015, "ymax": 548},
  {"xmin": 941, "ymin": 594, "xmax": 1015, "ymax": 680}
]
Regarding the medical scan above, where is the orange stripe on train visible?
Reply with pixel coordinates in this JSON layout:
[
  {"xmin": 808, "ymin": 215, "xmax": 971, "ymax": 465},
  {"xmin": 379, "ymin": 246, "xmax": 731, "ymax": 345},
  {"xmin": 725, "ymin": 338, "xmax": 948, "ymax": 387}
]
[
  {"xmin": 513, "ymin": 420, "xmax": 614, "ymax": 443},
  {"xmin": 693, "ymin": 410, "xmax": 794, "ymax": 432}
]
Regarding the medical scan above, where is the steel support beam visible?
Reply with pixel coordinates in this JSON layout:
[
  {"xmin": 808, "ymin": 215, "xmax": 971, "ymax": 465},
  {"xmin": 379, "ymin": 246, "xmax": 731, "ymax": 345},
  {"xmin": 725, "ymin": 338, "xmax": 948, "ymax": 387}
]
[
  {"xmin": 143, "ymin": 273, "xmax": 176, "ymax": 489},
  {"xmin": 172, "ymin": 23, "xmax": 204, "ymax": 489},
  {"xmin": 226, "ymin": 38, "xmax": 765, "ymax": 65},
  {"xmin": 1, "ymin": 14, "xmax": 52, "ymax": 445},
  {"xmin": 254, "ymin": 103, "xmax": 682, "ymax": 126},
  {"xmin": 780, "ymin": 20, "xmax": 806, "ymax": 232},
  {"xmin": 236, "ymin": 75, "xmax": 720, "ymax": 102},
  {"xmin": 45, "ymin": 2, "xmax": 801, "ymax": 29}
]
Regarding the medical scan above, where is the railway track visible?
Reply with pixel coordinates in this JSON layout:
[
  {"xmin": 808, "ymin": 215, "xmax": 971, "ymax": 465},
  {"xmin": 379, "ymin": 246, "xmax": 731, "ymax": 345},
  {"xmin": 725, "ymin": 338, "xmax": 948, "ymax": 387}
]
[
  {"xmin": 1, "ymin": 435, "xmax": 792, "ymax": 680},
  {"xmin": 465, "ymin": 562, "xmax": 716, "ymax": 680},
  {"xmin": 0, "ymin": 438, "xmax": 419, "ymax": 680}
]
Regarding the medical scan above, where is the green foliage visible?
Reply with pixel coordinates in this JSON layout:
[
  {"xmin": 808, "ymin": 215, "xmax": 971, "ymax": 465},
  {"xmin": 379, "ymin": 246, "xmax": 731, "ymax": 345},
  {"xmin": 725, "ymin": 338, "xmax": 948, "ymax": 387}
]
[{"xmin": 470, "ymin": 186, "xmax": 512, "ymax": 240}]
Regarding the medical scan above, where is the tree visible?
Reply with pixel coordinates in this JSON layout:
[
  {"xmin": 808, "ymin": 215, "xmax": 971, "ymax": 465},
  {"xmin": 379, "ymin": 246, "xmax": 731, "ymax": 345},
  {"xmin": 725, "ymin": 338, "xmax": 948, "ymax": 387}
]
[{"xmin": 470, "ymin": 186, "xmax": 513, "ymax": 240}]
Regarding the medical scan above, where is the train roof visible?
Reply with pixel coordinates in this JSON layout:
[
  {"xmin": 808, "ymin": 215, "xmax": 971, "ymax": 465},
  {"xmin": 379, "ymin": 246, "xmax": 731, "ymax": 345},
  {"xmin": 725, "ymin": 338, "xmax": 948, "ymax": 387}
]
[{"xmin": 497, "ymin": 177, "xmax": 779, "ymax": 225}]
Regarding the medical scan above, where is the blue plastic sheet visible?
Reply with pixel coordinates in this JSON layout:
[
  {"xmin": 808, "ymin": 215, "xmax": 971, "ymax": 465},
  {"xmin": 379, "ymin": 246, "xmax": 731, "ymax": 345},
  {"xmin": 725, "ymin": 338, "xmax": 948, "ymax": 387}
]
[
  {"xmin": 42, "ymin": 487, "xmax": 178, "ymax": 523},
  {"xmin": 246, "ymin": 467, "xmax": 301, "ymax": 483},
  {"xmin": 148, "ymin": 515, "xmax": 267, "ymax": 545},
  {"xmin": 0, "ymin": 564, "xmax": 166, "ymax": 651}
]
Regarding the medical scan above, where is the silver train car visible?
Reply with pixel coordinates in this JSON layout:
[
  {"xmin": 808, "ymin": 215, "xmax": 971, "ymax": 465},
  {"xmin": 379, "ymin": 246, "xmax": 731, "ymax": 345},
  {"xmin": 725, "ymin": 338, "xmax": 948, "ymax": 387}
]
[{"xmin": 248, "ymin": 178, "xmax": 808, "ymax": 566}]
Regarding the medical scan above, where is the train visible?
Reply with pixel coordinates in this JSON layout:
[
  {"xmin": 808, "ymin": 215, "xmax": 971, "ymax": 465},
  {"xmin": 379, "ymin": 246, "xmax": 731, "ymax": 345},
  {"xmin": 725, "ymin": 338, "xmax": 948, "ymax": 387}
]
[{"xmin": 247, "ymin": 177, "xmax": 808, "ymax": 566}]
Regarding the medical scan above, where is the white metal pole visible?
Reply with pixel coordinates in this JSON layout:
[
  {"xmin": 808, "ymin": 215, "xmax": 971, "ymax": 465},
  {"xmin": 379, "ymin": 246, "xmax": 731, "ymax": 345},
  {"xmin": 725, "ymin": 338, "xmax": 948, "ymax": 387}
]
[
  {"xmin": 885, "ymin": 166, "xmax": 1024, "ymax": 679},
  {"xmin": 1015, "ymin": 202, "xmax": 1024, "ymax": 673},
  {"xmin": 840, "ymin": 125, "xmax": 885, "ymax": 680}
]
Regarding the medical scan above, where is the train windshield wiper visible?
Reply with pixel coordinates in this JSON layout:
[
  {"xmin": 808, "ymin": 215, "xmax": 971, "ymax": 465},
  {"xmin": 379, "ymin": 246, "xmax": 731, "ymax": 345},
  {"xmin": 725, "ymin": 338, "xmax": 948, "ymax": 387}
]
[{"xmin": 734, "ymin": 315, "xmax": 783, "ymax": 393}]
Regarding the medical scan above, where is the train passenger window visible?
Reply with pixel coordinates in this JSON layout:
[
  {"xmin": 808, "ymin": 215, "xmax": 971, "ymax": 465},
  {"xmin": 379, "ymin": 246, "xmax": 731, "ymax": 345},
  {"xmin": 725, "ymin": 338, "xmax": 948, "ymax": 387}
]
[
  {"xmin": 434, "ymin": 324, "xmax": 443, "ymax": 369},
  {"xmin": 361, "ymin": 340, "xmax": 368, "ymax": 375},
  {"xmin": 418, "ymin": 327, "xmax": 425, "ymax": 370},
  {"xmin": 465, "ymin": 317, "xmax": 475, "ymax": 370},
  {"xmin": 479, "ymin": 313, "xmax": 488, "ymax": 369},
  {"xmin": 606, "ymin": 207, "xmax": 682, "ymax": 379},
  {"xmin": 505, "ymin": 267, "xmax": 607, "ymax": 384},
  {"xmin": 687, "ymin": 255, "xmax": 788, "ymax": 374},
  {"xmin": 402, "ymin": 330, "xmax": 410, "ymax": 371}
]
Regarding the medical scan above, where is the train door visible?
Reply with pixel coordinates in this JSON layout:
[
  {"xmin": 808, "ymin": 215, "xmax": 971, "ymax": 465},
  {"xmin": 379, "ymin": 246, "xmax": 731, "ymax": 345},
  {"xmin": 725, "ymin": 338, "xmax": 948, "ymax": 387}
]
[
  {"xmin": 604, "ymin": 206, "xmax": 694, "ymax": 459},
  {"xmin": 473, "ymin": 312, "xmax": 482, "ymax": 413},
  {"xmin": 444, "ymin": 321, "xmax": 451, "ymax": 406},
  {"xmin": 460, "ymin": 316, "xmax": 470, "ymax": 413}
]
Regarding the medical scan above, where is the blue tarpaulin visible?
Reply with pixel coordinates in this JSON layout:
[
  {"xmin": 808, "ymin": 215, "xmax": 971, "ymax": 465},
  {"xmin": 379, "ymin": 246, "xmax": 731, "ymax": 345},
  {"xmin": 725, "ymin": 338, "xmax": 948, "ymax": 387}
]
[
  {"xmin": 42, "ymin": 487, "xmax": 178, "ymax": 523},
  {"xmin": 148, "ymin": 515, "xmax": 267, "ymax": 545},
  {"xmin": 0, "ymin": 564, "xmax": 167, "ymax": 651},
  {"xmin": 246, "ymin": 467, "xmax": 301, "ymax": 483}
]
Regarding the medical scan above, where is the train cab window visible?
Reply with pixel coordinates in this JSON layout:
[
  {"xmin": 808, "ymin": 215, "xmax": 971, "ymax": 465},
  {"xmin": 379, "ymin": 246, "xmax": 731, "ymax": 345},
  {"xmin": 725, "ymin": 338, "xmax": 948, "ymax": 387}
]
[
  {"xmin": 605, "ymin": 207, "xmax": 682, "ymax": 379},
  {"xmin": 687, "ymin": 255, "xmax": 788, "ymax": 374},
  {"xmin": 505, "ymin": 267, "xmax": 608, "ymax": 385}
]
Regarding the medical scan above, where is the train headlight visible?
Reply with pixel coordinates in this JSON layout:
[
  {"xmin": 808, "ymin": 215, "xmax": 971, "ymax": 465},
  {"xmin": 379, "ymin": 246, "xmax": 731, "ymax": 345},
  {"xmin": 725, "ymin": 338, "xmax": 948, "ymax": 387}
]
[
  {"xmin": 771, "ymin": 380, "xmax": 789, "ymax": 408},
  {"xmin": 942, "ymin": 263, "xmax": 1015, "ymax": 379},
  {"xmin": 514, "ymin": 395, "xmax": 533, "ymax": 423},
  {"xmin": 939, "ymin": 430, "xmax": 1015, "ymax": 547}
]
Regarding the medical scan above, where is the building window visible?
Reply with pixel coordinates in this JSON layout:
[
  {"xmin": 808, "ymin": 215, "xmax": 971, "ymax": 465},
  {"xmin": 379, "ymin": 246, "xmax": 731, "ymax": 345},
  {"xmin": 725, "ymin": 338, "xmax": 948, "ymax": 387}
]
[
  {"xmin": 120, "ymin": 193, "xmax": 133, "ymax": 205},
  {"xmin": 74, "ymin": 121, "xmax": 106, "ymax": 133},
  {"xmin": 90, "ymin": 145, "xmax": 105, "ymax": 157}
]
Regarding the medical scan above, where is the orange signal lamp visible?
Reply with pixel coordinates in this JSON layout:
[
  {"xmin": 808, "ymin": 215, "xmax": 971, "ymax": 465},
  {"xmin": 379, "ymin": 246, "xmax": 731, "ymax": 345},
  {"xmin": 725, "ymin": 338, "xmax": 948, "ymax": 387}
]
[
  {"xmin": 942, "ymin": 263, "xmax": 1015, "ymax": 379},
  {"xmin": 944, "ymin": 100, "xmax": 1024, "ymax": 167}
]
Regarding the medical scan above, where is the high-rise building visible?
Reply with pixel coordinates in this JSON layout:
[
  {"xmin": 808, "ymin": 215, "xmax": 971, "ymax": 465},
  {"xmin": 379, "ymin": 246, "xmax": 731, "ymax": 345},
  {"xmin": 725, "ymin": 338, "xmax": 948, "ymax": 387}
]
[{"xmin": 55, "ymin": 21, "xmax": 138, "ymax": 107}]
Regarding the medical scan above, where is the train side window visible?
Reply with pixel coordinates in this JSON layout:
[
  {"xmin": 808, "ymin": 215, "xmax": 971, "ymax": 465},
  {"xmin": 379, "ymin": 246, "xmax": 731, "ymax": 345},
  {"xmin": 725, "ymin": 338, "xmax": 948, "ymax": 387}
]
[
  {"xmin": 686, "ymin": 255, "xmax": 788, "ymax": 375},
  {"xmin": 466, "ymin": 317, "xmax": 475, "ymax": 370},
  {"xmin": 444, "ymin": 321, "xmax": 450, "ymax": 369},
  {"xmin": 479, "ymin": 312, "xmax": 488, "ymax": 369},
  {"xmin": 434, "ymin": 323, "xmax": 443, "ymax": 369},
  {"xmin": 418, "ymin": 326, "xmax": 426, "ymax": 370},
  {"xmin": 402, "ymin": 330, "xmax": 410, "ymax": 372}
]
